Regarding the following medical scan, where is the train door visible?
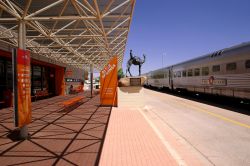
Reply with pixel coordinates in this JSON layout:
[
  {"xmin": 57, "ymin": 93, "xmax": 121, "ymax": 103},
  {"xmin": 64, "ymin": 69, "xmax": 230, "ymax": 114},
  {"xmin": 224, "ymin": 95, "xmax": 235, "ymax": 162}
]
[{"xmin": 169, "ymin": 67, "xmax": 173, "ymax": 90}]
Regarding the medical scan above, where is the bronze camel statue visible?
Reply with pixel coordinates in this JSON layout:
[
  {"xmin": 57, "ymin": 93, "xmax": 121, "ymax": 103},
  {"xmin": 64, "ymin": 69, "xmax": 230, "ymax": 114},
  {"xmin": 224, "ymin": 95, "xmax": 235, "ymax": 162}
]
[{"xmin": 126, "ymin": 50, "xmax": 146, "ymax": 77}]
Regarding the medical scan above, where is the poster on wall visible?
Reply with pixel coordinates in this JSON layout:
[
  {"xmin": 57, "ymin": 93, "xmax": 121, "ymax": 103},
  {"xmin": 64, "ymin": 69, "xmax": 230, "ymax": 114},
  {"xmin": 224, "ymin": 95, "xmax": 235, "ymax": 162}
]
[
  {"xmin": 13, "ymin": 48, "xmax": 31, "ymax": 127},
  {"xmin": 100, "ymin": 56, "xmax": 118, "ymax": 106}
]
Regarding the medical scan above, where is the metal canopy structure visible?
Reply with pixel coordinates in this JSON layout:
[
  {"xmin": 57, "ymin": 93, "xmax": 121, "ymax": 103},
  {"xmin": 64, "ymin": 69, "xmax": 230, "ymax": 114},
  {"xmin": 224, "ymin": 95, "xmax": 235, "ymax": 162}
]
[{"xmin": 0, "ymin": 0, "xmax": 136, "ymax": 70}]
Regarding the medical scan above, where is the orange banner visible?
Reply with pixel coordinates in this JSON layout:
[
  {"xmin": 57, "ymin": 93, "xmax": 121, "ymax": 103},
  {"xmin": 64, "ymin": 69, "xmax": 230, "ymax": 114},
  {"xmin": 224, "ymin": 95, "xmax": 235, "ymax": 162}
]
[
  {"xmin": 100, "ymin": 56, "xmax": 118, "ymax": 106},
  {"xmin": 14, "ymin": 49, "xmax": 31, "ymax": 127}
]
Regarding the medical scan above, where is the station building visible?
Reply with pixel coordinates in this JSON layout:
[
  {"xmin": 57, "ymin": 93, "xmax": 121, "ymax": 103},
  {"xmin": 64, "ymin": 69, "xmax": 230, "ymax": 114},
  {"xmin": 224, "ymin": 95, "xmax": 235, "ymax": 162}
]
[
  {"xmin": 0, "ymin": 0, "xmax": 135, "ymax": 108},
  {"xmin": 0, "ymin": 41, "xmax": 87, "ymax": 108}
]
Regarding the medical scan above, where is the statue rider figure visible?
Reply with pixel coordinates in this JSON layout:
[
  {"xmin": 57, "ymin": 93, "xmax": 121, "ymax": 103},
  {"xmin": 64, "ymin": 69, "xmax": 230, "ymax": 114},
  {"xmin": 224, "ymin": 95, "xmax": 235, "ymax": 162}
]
[{"xmin": 130, "ymin": 49, "xmax": 133, "ymax": 59}]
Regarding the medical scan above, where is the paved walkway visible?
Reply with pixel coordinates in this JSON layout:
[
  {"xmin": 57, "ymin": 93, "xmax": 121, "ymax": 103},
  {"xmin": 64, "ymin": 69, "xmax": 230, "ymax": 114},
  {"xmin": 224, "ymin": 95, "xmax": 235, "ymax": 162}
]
[
  {"xmin": 0, "ymin": 92, "xmax": 112, "ymax": 166},
  {"xmin": 0, "ymin": 87, "xmax": 208, "ymax": 166},
  {"xmin": 99, "ymin": 87, "xmax": 178, "ymax": 166}
]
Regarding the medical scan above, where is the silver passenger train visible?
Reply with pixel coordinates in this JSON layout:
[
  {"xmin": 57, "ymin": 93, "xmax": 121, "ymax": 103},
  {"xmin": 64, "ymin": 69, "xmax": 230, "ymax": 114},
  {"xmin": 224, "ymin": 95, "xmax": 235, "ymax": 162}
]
[{"xmin": 145, "ymin": 42, "xmax": 250, "ymax": 100}]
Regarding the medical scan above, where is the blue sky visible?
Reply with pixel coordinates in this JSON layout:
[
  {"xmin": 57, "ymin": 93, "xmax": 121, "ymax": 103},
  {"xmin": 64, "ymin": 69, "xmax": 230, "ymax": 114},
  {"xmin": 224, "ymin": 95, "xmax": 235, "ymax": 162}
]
[{"xmin": 122, "ymin": 0, "xmax": 250, "ymax": 76}]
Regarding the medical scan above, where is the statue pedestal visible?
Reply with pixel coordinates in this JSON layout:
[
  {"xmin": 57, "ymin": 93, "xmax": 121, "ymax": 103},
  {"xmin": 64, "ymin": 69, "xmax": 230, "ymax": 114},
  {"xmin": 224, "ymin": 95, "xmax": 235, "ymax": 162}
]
[{"xmin": 118, "ymin": 76, "xmax": 146, "ymax": 87}]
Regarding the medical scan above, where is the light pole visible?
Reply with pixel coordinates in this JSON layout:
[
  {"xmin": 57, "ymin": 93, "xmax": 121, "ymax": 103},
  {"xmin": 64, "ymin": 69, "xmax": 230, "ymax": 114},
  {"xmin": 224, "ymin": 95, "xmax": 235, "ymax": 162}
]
[{"xmin": 162, "ymin": 52, "xmax": 166, "ymax": 68}]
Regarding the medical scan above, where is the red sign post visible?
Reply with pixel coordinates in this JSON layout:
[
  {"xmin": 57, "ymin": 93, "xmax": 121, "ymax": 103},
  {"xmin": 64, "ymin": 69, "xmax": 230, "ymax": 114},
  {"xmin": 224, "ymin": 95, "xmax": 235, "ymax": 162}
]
[{"xmin": 13, "ymin": 48, "xmax": 31, "ymax": 127}]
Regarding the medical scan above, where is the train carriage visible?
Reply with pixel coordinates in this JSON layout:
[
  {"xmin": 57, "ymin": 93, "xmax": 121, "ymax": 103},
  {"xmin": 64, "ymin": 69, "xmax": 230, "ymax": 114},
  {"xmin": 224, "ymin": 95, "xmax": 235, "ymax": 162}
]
[
  {"xmin": 145, "ymin": 42, "xmax": 250, "ymax": 100},
  {"xmin": 145, "ymin": 67, "xmax": 170, "ymax": 89}
]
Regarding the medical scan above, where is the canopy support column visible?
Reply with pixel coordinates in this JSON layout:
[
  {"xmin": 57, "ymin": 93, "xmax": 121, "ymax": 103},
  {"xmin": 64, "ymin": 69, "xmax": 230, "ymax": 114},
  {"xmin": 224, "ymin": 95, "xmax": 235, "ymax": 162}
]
[
  {"xmin": 90, "ymin": 64, "xmax": 93, "ymax": 98},
  {"xmin": 18, "ymin": 20, "xmax": 28, "ymax": 139}
]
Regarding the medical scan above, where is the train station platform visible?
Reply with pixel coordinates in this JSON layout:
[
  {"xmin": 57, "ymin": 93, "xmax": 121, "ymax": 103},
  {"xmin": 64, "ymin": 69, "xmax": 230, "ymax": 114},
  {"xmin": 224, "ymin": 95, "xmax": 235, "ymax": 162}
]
[
  {"xmin": 99, "ymin": 87, "xmax": 207, "ymax": 166},
  {"xmin": 0, "ymin": 91, "xmax": 111, "ymax": 165},
  {"xmin": 0, "ymin": 87, "xmax": 230, "ymax": 166},
  {"xmin": 99, "ymin": 87, "xmax": 178, "ymax": 166}
]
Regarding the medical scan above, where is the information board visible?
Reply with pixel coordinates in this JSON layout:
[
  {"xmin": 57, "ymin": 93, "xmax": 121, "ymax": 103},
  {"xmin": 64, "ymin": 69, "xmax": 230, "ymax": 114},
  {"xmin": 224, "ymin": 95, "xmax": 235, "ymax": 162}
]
[
  {"xmin": 100, "ymin": 56, "xmax": 118, "ymax": 106},
  {"xmin": 13, "ymin": 48, "xmax": 31, "ymax": 127}
]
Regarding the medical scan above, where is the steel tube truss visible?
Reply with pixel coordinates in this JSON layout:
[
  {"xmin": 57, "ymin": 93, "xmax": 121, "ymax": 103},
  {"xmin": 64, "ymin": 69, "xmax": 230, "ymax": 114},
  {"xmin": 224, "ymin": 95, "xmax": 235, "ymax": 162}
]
[{"xmin": 0, "ymin": 0, "xmax": 136, "ymax": 70}]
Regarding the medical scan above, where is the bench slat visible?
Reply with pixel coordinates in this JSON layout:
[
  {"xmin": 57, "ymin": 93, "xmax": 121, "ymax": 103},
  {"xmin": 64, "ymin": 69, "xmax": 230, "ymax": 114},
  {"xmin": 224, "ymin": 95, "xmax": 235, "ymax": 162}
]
[{"xmin": 62, "ymin": 96, "xmax": 84, "ymax": 107}]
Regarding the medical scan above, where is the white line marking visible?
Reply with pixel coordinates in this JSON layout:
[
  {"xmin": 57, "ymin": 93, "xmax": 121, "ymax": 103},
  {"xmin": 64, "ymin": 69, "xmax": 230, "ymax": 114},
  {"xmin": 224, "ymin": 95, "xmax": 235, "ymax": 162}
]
[{"xmin": 138, "ymin": 105, "xmax": 187, "ymax": 166}]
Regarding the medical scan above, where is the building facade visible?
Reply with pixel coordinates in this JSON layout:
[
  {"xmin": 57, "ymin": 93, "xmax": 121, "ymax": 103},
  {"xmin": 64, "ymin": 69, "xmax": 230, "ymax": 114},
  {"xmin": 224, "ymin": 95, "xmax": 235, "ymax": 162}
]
[{"xmin": 0, "ymin": 41, "xmax": 86, "ymax": 108}]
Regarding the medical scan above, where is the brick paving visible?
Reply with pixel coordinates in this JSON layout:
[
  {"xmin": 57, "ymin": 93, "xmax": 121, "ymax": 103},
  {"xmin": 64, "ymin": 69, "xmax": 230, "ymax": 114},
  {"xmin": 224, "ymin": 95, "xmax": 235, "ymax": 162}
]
[
  {"xmin": 0, "ymin": 87, "xmax": 188, "ymax": 166},
  {"xmin": 99, "ymin": 107, "xmax": 178, "ymax": 166},
  {"xmin": 0, "ymin": 92, "xmax": 112, "ymax": 166},
  {"xmin": 99, "ymin": 87, "xmax": 178, "ymax": 166}
]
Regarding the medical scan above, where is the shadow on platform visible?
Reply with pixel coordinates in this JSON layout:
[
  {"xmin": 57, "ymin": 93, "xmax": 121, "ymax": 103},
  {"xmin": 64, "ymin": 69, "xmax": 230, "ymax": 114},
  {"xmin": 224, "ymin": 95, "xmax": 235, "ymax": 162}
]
[{"xmin": 0, "ymin": 93, "xmax": 111, "ymax": 166}]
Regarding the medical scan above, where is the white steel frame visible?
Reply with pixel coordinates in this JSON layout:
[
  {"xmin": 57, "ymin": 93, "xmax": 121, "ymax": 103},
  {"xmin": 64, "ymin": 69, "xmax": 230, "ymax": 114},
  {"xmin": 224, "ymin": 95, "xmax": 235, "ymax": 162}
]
[{"xmin": 0, "ymin": 0, "xmax": 136, "ymax": 70}]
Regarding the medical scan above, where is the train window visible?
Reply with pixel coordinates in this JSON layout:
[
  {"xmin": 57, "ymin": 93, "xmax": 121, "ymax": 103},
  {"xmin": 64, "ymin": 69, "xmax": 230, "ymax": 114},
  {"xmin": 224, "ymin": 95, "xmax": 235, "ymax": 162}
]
[
  {"xmin": 173, "ymin": 72, "xmax": 177, "ymax": 78},
  {"xmin": 155, "ymin": 73, "xmax": 164, "ymax": 79},
  {"xmin": 202, "ymin": 67, "xmax": 209, "ymax": 76},
  {"xmin": 194, "ymin": 68, "xmax": 200, "ymax": 76},
  {"xmin": 165, "ymin": 72, "xmax": 168, "ymax": 78},
  {"xmin": 212, "ymin": 65, "xmax": 220, "ymax": 72},
  {"xmin": 245, "ymin": 60, "xmax": 250, "ymax": 69},
  {"xmin": 177, "ymin": 71, "xmax": 181, "ymax": 77},
  {"xmin": 187, "ymin": 69, "xmax": 193, "ymax": 77},
  {"xmin": 182, "ymin": 70, "xmax": 186, "ymax": 77},
  {"xmin": 226, "ymin": 62, "xmax": 237, "ymax": 71},
  {"xmin": 152, "ymin": 73, "xmax": 156, "ymax": 79}
]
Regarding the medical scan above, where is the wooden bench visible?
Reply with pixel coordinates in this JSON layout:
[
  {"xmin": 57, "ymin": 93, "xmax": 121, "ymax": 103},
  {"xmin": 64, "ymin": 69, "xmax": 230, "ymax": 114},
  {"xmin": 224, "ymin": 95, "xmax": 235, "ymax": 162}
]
[
  {"xmin": 72, "ymin": 85, "xmax": 83, "ymax": 93},
  {"xmin": 62, "ymin": 96, "xmax": 84, "ymax": 109}
]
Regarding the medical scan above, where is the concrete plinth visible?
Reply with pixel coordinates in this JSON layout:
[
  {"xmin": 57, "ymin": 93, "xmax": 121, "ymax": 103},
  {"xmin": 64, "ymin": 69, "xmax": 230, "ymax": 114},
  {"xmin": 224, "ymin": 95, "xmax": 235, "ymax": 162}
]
[{"xmin": 118, "ymin": 76, "xmax": 146, "ymax": 87}]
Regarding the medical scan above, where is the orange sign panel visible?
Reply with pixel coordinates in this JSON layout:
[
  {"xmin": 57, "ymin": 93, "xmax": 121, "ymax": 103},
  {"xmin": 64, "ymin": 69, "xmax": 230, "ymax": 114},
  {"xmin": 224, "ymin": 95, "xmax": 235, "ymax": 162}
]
[
  {"xmin": 100, "ymin": 56, "xmax": 118, "ymax": 106},
  {"xmin": 14, "ymin": 49, "xmax": 31, "ymax": 127}
]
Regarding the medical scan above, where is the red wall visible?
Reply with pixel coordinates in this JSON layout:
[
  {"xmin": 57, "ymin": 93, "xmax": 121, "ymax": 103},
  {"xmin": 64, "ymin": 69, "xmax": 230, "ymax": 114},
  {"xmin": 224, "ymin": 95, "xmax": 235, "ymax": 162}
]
[
  {"xmin": 55, "ymin": 67, "xmax": 65, "ymax": 96},
  {"xmin": 0, "ymin": 49, "xmax": 11, "ymax": 58},
  {"xmin": 0, "ymin": 49, "xmax": 66, "ymax": 97}
]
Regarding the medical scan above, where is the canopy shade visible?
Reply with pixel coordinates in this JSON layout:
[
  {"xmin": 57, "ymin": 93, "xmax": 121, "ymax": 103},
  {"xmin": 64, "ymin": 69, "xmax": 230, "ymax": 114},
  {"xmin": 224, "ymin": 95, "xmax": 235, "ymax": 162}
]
[{"xmin": 0, "ymin": 0, "xmax": 136, "ymax": 70}]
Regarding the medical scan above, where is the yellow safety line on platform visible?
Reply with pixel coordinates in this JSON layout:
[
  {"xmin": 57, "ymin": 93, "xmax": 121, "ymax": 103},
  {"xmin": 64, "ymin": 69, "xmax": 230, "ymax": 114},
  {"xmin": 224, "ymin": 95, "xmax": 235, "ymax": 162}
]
[
  {"xmin": 181, "ymin": 101, "xmax": 250, "ymax": 129},
  {"xmin": 145, "ymin": 89, "xmax": 250, "ymax": 129}
]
